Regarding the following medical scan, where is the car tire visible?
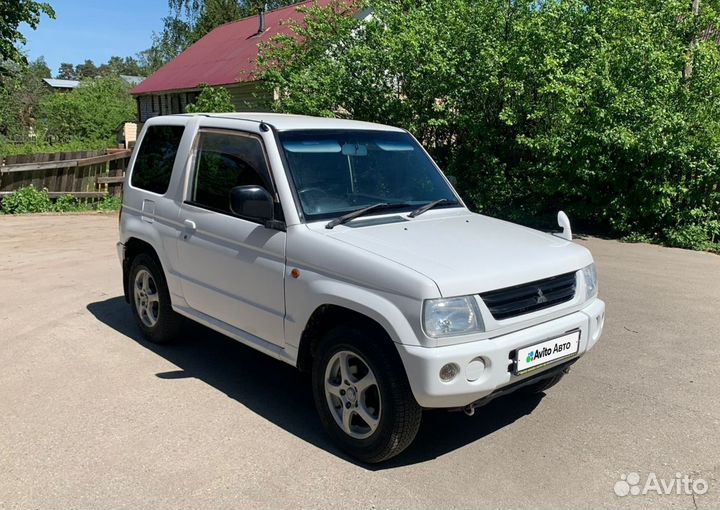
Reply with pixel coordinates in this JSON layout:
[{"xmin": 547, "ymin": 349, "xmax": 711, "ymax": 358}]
[
  {"xmin": 518, "ymin": 372, "xmax": 566, "ymax": 395},
  {"xmin": 129, "ymin": 253, "xmax": 183, "ymax": 344},
  {"xmin": 311, "ymin": 325, "xmax": 422, "ymax": 464}
]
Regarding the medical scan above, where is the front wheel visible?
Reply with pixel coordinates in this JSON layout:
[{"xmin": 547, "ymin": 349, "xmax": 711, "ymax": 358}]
[{"xmin": 312, "ymin": 326, "xmax": 422, "ymax": 464}]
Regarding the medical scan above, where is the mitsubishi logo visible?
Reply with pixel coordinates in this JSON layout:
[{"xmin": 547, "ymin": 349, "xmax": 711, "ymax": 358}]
[{"xmin": 536, "ymin": 288, "xmax": 548, "ymax": 304}]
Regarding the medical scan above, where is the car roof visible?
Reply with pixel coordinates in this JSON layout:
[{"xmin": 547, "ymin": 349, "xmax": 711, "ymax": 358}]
[{"xmin": 187, "ymin": 112, "xmax": 406, "ymax": 132}]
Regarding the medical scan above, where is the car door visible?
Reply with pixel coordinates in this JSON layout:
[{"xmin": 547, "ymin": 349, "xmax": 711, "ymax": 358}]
[{"xmin": 176, "ymin": 127, "xmax": 286, "ymax": 347}]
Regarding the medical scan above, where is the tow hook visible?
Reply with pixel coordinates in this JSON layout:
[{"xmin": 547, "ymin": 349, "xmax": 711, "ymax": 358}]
[{"xmin": 463, "ymin": 404, "xmax": 475, "ymax": 416}]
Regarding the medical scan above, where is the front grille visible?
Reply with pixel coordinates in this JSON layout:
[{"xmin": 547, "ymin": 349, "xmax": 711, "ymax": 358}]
[{"xmin": 480, "ymin": 271, "xmax": 577, "ymax": 320}]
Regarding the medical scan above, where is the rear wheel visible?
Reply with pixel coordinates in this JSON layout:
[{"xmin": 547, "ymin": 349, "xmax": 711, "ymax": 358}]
[
  {"xmin": 312, "ymin": 325, "xmax": 422, "ymax": 464},
  {"xmin": 129, "ymin": 253, "xmax": 183, "ymax": 344}
]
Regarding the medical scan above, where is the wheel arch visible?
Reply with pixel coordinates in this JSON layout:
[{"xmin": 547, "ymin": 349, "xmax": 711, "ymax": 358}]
[
  {"xmin": 122, "ymin": 237, "xmax": 164, "ymax": 303},
  {"xmin": 296, "ymin": 304, "xmax": 397, "ymax": 373}
]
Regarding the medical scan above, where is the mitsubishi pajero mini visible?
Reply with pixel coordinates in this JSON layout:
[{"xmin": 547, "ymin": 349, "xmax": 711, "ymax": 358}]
[{"xmin": 118, "ymin": 113, "xmax": 605, "ymax": 463}]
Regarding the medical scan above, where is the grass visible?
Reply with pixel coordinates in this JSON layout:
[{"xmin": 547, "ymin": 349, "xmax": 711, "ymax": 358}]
[
  {"xmin": 0, "ymin": 139, "xmax": 111, "ymax": 157},
  {"xmin": 0, "ymin": 185, "xmax": 121, "ymax": 215}
]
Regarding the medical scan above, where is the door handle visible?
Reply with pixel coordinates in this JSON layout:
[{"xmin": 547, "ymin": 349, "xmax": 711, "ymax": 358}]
[{"xmin": 182, "ymin": 219, "xmax": 196, "ymax": 239}]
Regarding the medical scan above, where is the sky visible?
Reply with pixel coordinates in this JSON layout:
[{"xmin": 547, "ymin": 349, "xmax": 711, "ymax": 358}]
[{"xmin": 20, "ymin": 0, "xmax": 169, "ymax": 77}]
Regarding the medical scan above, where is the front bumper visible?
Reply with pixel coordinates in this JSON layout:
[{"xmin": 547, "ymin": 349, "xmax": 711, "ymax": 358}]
[{"xmin": 396, "ymin": 298, "xmax": 605, "ymax": 408}]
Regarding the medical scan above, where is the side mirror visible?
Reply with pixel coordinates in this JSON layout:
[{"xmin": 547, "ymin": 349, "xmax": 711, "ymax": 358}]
[
  {"xmin": 229, "ymin": 185, "xmax": 274, "ymax": 222},
  {"xmin": 556, "ymin": 210, "xmax": 572, "ymax": 241}
]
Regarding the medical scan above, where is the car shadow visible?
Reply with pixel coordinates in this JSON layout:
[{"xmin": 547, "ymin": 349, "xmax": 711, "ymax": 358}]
[{"xmin": 87, "ymin": 296, "xmax": 543, "ymax": 469}]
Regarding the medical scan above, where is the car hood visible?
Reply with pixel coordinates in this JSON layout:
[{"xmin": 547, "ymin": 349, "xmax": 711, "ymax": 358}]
[{"xmin": 312, "ymin": 210, "xmax": 593, "ymax": 296}]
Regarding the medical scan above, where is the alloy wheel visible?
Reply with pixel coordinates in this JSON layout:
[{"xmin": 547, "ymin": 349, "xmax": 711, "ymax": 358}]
[
  {"xmin": 133, "ymin": 268, "xmax": 160, "ymax": 328},
  {"xmin": 324, "ymin": 350, "xmax": 382, "ymax": 439}
]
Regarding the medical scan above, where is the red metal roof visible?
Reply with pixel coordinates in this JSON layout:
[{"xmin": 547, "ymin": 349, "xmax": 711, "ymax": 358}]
[{"xmin": 131, "ymin": 0, "xmax": 331, "ymax": 95}]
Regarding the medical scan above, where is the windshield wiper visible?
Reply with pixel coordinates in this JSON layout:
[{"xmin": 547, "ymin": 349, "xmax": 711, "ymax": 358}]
[
  {"xmin": 408, "ymin": 198, "xmax": 451, "ymax": 218},
  {"xmin": 325, "ymin": 202, "xmax": 419, "ymax": 229},
  {"xmin": 325, "ymin": 203, "xmax": 388, "ymax": 229}
]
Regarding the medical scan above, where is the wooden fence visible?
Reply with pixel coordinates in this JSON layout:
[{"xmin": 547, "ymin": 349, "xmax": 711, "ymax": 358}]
[{"xmin": 0, "ymin": 149, "xmax": 130, "ymax": 199}]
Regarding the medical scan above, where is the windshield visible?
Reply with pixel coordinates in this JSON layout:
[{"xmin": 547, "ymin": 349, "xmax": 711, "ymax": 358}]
[{"xmin": 278, "ymin": 130, "xmax": 460, "ymax": 222}]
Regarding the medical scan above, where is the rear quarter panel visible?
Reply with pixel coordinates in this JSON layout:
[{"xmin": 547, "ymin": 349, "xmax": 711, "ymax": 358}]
[{"xmin": 120, "ymin": 116, "xmax": 199, "ymax": 304}]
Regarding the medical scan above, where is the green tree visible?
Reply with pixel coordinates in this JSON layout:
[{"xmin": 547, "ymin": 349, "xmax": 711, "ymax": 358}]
[
  {"xmin": 0, "ymin": 0, "xmax": 55, "ymax": 73},
  {"xmin": 0, "ymin": 56, "xmax": 51, "ymax": 139},
  {"xmin": 149, "ymin": 0, "xmax": 301, "ymax": 66},
  {"xmin": 37, "ymin": 75, "xmax": 135, "ymax": 143},
  {"xmin": 29, "ymin": 55, "xmax": 50, "ymax": 78},
  {"xmin": 56, "ymin": 62, "xmax": 76, "ymax": 80},
  {"xmin": 99, "ymin": 56, "xmax": 125, "ymax": 76},
  {"xmin": 259, "ymin": 0, "xmax": 720, "ymax": 250},
  {"xmin": 137, "ymin": 47, "xmax": 165, "ymax": 75},
  {"xmin": 192, "ymin": 0, "xmax": 246, "ymax": 42},
  {"xmin": 121, "ymin": 56, "xmax": 144, "ymax": 76},
  {"xmin": 146, "ymin": 16, "xmax": 194, "ymax": 72},
  {"xmin": 74, "ymin": 59, "xmax": 98, "ymax": 79},
  {"xmin": 185, "ymin": 83, "xmax": 235, "ymax": 112},
  {"xmin": 98, "ymin": 55, "xmax": 144, "ymax": 77}
]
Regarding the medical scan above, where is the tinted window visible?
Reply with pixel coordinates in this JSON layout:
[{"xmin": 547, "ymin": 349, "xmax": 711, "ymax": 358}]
[
  {"xmin": 131, "ymin": 125, "xmax": 185, "ymax": 194},
  {"xmin": 190, "ymin": 131, "xmax": 272, "ymax": 214}
]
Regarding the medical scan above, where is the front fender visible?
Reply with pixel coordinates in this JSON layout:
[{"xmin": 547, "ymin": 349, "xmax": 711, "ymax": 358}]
[{"xmin": 284, "ymin": 274, "xmax": 426, "ymax": 352}]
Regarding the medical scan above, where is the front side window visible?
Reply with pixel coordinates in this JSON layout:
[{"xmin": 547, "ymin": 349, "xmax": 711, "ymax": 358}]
[
  {"xmin": 278, "ymin": 130, "xmax": 459, "ymax": 221},
  {"xmin": 131, "ymin": 125, "xmax": 185, "ymax": 194},
  {"xmin": 189, "ymin": 131, "xmax": 272, "ymax": 215}
]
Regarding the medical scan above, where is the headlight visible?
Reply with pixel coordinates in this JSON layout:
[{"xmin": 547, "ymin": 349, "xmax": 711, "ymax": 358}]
[
  {"xmin": 582, "ymin": 263, "xmax": 598, "ymax": 300},
  {"xmin": 423, "ymin": 296, "xmax": 483, "ymax": 338}
]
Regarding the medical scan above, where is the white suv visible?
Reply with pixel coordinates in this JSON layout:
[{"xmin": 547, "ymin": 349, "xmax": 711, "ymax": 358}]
[{"xmin": 118, "ymin": 113, "xmax": 605, "ymax": 463}]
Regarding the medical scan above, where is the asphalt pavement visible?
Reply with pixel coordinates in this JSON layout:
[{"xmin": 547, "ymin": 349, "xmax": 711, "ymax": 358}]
[{"xmin": 0, "ymin": 213, "xmax": 718, "ymax": 509}]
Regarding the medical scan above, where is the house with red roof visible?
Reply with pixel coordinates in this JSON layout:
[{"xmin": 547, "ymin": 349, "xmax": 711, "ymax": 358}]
[{"xmin": 131, "ymin": 0, "xmax": 336, "ymax": 122}]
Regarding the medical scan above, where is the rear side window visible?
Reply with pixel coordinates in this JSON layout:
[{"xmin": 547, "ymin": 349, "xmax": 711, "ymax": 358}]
[
  {"xmin": 131, "ymin": 125, "xmax": 185, "ymax": 194},
  {"xmin": 190, "ymin": 131, "xmax": 272, "ymax": 214}
]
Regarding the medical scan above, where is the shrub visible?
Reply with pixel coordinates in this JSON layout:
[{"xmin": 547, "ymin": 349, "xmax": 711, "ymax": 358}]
[
  {"xmin": 185, "ymin": 84, "xmax": 235, "ymax": 113},
  {"xmin": 0, "ymin": 187, "xmax": 123, "ymax": 214},
  {"xmin": 52, "ymin": 194, "xmax": 89, "ymax": 213},
  {"xmin": 96, "ymin": 194, "xmax": 121, "ymax": 212},
  {"xmin": 0, "ymin": 185, "xmax": 52, "ymax": 214},
  {"xmin": 259, "ymin": 0, "xmax": 720, "ymax": 252},
  {"xmin": 0, "ymin": 139, "xmax": 107, "ymax": 156},
  {"xmin": 36, "ymin": 75, "xmax": 135, "ymax": 145},
  {"xmin": 622, "ymin": 233, "xmax": 654, "ymax": 244}
]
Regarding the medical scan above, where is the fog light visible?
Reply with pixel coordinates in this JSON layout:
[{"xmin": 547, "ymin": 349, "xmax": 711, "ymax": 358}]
[
  {"xmin": 466, "ymin": 357, "xmax": 486, "ymax": 382},
  {"xmin": 439, "ymin": 363, "xmax": 460, "ymax": 382}
]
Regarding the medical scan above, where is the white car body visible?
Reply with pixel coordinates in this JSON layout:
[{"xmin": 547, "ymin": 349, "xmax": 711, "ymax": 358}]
[{"xmin": 118, "ymin": 113, "xmax": 605, "ymax": 411}]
